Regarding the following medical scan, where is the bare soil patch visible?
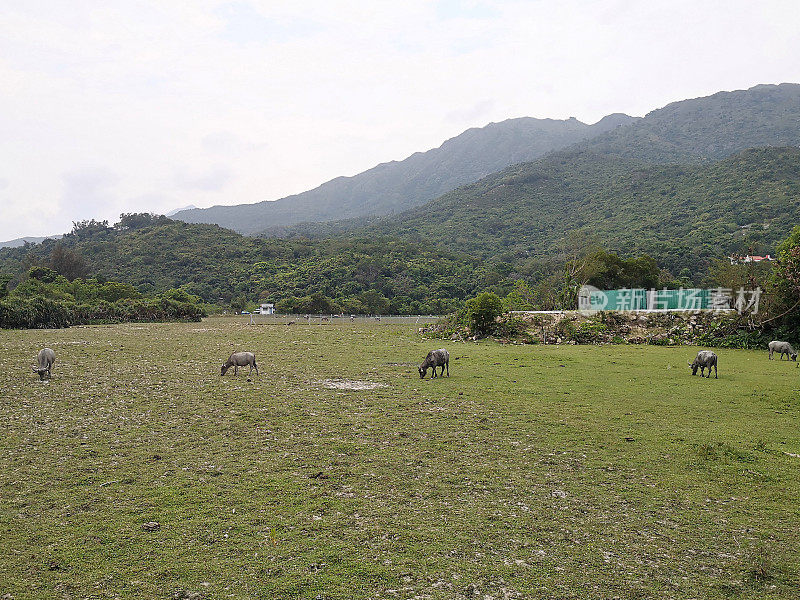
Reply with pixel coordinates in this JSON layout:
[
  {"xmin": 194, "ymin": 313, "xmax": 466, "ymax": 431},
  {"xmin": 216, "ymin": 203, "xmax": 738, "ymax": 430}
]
[{"xmin": 316, "ymin": 378, "xmax": 388, "ymax": 390}]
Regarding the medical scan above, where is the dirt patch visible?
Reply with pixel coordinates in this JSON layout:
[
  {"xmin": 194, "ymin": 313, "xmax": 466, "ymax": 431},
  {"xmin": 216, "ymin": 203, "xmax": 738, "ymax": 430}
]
[{"xmin": 317, "ymin": 379, "xmax": 388, "ymax": 391}]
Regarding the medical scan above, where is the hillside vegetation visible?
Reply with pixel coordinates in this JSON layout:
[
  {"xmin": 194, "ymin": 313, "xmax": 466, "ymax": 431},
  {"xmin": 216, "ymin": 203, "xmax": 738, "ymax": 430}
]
[
  {"xmin": 0, "ymin": 218, "xmax": 501, "ymax": 314},
  {"xmin": 3, "ymin": 142, "xmax": 798, "ymax": 315},
  {"xmin": 284, "ymin": 147, "xmax": 800, "ymax": 279},
  {"xmin": 173, "ymin": 115, "xmax": 636, "ymax": 234},
  {"xmin": 5, "ymin": 85, "xmax": 800, "ymax": 315},
  {"xmin": 176, "ymin": 83, "xmax": 800, "ymax": 237},
  {"xmin": 578, "ymin": 83, "xmax": 800, "ymax": 163}
]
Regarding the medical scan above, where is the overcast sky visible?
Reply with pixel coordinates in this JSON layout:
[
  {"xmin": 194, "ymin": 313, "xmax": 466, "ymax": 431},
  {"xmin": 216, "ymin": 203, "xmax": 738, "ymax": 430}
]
[{"xmin": 1, "ymin": 0, "xmax": 799, "ymax": 240}]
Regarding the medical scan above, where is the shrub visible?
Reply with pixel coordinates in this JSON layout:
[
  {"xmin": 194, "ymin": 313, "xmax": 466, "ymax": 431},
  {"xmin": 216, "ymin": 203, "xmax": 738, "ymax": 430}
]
[
  {"xmin": 0, "ymin": 297, "xmax": 74, "ymax": 329},
  {"xmin": 493, "ymin": 316, "xmax": 529, "ymax": 338},
  {"xmin": 573, "ymin": 320, "xmax": 609, "ymax": 344},
  {"xmin": 462, "ymin": 292, "xmax": 503, "ymax": 335}
]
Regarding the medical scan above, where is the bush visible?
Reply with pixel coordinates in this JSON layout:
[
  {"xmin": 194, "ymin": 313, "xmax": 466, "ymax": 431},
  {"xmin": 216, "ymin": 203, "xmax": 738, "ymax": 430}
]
[
  {"xmin": 0, "ymin": 297, "xmax": 74, "ymax": 329},
  {"xmin": 573, "ymin": 320, "xmax": 609, "ymax": 344},
  {"xmin": 462, "ymin": 292, "xmax": 503, "ymax": 335},
  {"xmin": 0, "ymin": 288, "xmax": 205, "ymax": 329},
  {"xmin": 493, "ymin": 316, "xmax": 529, "ymax": 338},
  {"xmin": 554, "ymin": 318, "xmax": 577, "ymax": 341}
]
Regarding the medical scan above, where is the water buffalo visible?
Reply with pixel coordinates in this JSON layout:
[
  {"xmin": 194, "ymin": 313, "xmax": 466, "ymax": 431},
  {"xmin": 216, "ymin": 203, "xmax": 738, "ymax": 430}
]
[
  {"xmin": 688, "ymin": 350, "xmax": 717, "ymax": 379},
  {"xmin": 768, "ymin": 340, "xmax": 797, "ymax": 361},
  {"xmin": 32, "ymin": 348, "xmax": 56, "ymax": 380},
  {"xmin": 221, "ymin": 352, "xmax": 258, "ymax": 376},
  {"xmin": 419, "ymin": 349, "xmax": 449, "ymax": 379}
]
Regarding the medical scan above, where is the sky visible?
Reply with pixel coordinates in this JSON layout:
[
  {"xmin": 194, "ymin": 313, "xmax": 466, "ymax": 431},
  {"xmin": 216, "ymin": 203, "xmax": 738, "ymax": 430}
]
[{"xmin": 1, "ymin": 0, "xmax": 799, "ymax": 241}]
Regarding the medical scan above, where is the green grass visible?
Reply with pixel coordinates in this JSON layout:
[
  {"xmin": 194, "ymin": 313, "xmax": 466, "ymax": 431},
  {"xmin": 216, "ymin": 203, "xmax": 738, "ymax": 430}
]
[{"xmin": 1, "ymin": 317, "xmax": 799, "ymax": 599}]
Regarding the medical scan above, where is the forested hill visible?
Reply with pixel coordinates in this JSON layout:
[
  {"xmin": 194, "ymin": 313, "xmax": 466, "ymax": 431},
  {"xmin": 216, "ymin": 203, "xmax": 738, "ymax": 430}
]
[
  {"xmin": 0, "ymin": 219, "xmax": 498, "ymax": 314},
  {"xmin": 576, "ymin": 83, "xmax": 800, "ymax": 163},
  {"xmin": 284, "ymin": 146, "xmax": 800, "ymax": 277},
  {"xmin": 172, "ymin": 114, "xmax": 636, "ymax": 234},
  {"xmin": 3, "ymin": 144, "xmax": 798, "ymax": 312},
  {"xmin": 175, "ymin": 83, "xmax": 800, "ymax": 237}
]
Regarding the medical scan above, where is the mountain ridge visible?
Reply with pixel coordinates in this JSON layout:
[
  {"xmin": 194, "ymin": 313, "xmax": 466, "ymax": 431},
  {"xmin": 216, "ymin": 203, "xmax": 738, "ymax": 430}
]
[
  {"xmin": 174, "ymin": 83, "xmax": 800, "ymax": 236},
  {"xmin": 172, "ymin": 113, "xmax": 637, "ymax": 234},
  {"xmin": 576, "ymin": 82, "xmax": 800, "ymax": 163},
  {"xmin": 0, "ymin": 235, "xmax": 62, "ymax": 249},
  {"xmin": 2, "ymin": 148, "xmax": 799, "ymax": 309},
  {"xmin": 339, "ymin": 145, "xmax": 800, "ymax": 275},
  {"xmin": 268, "ymin": 145, "xmax": 800, "ymax": 278}
]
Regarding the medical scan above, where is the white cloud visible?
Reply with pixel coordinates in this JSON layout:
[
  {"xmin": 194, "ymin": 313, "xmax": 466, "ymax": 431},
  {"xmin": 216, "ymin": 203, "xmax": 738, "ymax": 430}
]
[
  {"xmin": 445, "ymin": 99, "xmax": 497, "ymax": 125},
  {"xmin": 59, "ymin": 167, "xmax": 121, "ymax": 225},
  {"xmin": 174, "ymin": 165, "xmax": 234, "ymax": 192},
  {"xmin": 0, "ymin": 0, "xmax": 799, "ymax": 239}
]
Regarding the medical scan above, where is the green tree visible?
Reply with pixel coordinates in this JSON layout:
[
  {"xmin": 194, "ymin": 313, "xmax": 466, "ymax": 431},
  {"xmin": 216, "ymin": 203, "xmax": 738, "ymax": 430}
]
[
  {"xmin": 28, "ymin": 266, "xmax": 59, "ymax": 283},
  {"xmin": 115, "ymin": 213, "xmax": 165, "ymax": 231},
  {"xmin": 463, "ymin": 292, "xmax": 503, "ymax": 335},
  {"xmin": 359, "ymin": 289, "xmax": 390, "ymax": 314},
  {"xmin": 69, "ymin": 219, "xmax": 110, "ymax": 238},
  {"xmin": 766, "ymin": 226, "xmax": 800, "ymax": 327},
  {"xmin": 49, "ymin": 243, "xmax": 89, "ymax": 280},
  {"xmin": 586, "ymin": 251, "xmax": 661, "ymax": 290},
  {"xmin": 0, "ymin": 274, "xmax": 12, "ymax": 299},
  {"xmin": 296, "ymin": 292, "xmax": 336, "ymax": 314},
  {"xmin": 97, "ymin": 282, "xmax": 141, "ymax": 302},
  {"xmin": 230, "ymin": 295, "xmax": 247, "ymax": 313},
  {"xmin": 503, "ymin": 279, "xmax": 536, "ymax": 311}
]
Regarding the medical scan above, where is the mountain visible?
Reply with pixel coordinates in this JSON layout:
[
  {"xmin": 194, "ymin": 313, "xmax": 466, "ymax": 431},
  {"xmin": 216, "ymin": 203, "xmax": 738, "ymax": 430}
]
[
  {"xmin": 174, "ymin": 84, "xmax": 800, "ymax": 237},
  {"xmin": 294, "ymin": 146, "xmax": 800, "ymax": 277},
  {"xmin": 165, "ymin": 204, "xmax": 197, "ymax": 217},
  {"xmin": 0, "ymin": 235, "xmax": 62, "ymax": 249},
  {"xmin": 3, "ymin": 148, "xmax": 798, "ymax": 309},
  {"xmin": 172, "ymin": 114, "xmax": 637, "ymax": 234},
  {"xmin": 577, "ymin": 83, "xmax": 800, "ymax": 163}
]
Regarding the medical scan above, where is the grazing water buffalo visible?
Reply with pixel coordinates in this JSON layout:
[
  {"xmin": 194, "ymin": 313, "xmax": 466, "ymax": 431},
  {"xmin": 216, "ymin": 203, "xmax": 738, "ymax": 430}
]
[
  {"xmin": 32, "ymin": 348, "xmax": 56, "ymax": 380},
  {"xmin": 768, "ymin": 340, "xmax": 797, "ymax": 361},
  {"xmin": 221, "ymin": 352, "xmax": 258, "ymax": 376},
  {"xmin": 688, "ymin": 350, "xmax": 717, "ymax": 379},
  {"xmin": 419, "ymin": 349, "xmax": 449, "ymax": 379}
]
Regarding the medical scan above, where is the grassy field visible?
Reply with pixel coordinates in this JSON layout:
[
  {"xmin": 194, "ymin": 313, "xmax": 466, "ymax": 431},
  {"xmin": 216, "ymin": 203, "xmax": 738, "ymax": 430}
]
[{"xmin": 1, "ymin": 317, "xmax": 799, "ymax": 600}]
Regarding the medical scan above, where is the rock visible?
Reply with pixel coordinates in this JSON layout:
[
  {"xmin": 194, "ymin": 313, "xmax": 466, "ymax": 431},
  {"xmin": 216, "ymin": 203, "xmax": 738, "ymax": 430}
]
[
  {"xmin": 172, "ymin": 592, "xmax": 202, "ymax": 600},
  {"xmin": 551, "ymin": 490, "xmax": 567, "ymax": 498},
  {"xmin": 142, "ymin": 521, "xmax": 160, "ymax": 532}
]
